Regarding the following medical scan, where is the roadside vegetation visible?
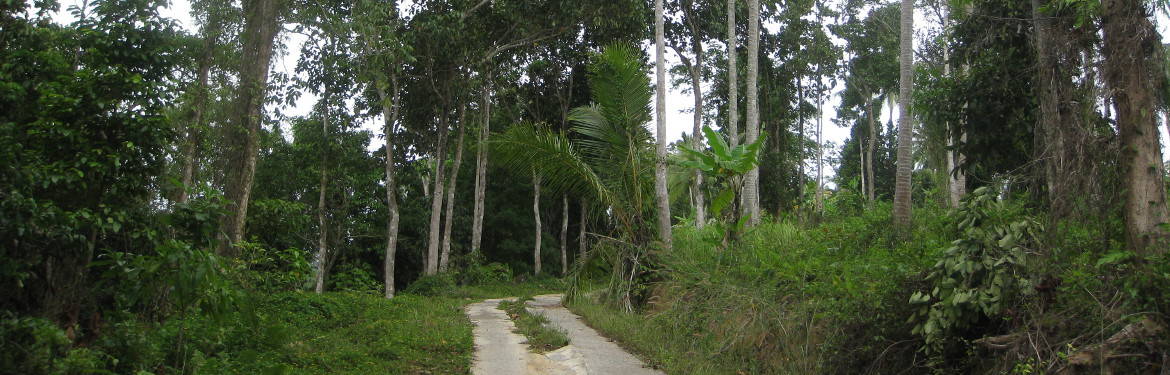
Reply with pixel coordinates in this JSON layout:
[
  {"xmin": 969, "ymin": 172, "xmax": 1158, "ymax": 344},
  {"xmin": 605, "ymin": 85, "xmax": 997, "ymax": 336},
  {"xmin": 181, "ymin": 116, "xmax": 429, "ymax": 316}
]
[{"xmin": 499, "ymin": 296, "xmax": 571, "ymax": 353}]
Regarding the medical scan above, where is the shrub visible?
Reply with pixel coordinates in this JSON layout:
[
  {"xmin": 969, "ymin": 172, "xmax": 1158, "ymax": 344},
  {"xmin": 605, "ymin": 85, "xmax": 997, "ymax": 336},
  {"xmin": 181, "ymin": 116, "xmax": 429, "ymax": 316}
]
[
  {"xmin": 0, "ymin": 315, "xmax": 70, "ymax": 374},
  {"xmin": 462, "ymin": 262, "xmax": 513, "ymax": 285},
  {"xmin": 403, "ymin": 274, "xmax": 457, "ymax": 296}
]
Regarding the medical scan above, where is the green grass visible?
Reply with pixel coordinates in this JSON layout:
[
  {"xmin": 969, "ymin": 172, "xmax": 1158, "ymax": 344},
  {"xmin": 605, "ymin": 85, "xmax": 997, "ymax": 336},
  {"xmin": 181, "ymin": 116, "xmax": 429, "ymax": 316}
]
[
  {"xmin": 202, "ymin": 292, "xmax": 474, "ymax": 374},
  {"xmin": 498, "ymin": 296, "xmax": 570, "ymax": 353},
  {"xmin": 564, "ymin": 205, "xmax": 949, "ymax": 374}
]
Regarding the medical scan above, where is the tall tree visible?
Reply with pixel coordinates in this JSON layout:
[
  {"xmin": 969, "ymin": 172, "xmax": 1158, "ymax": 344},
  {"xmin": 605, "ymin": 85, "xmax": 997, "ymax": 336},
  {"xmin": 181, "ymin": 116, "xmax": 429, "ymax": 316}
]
[
  {"xmin": 218, "ymin": 0, "xmax": 282, "ymax": 256},
  {"xmin": 743, "ymin": 0, "xmax": 761, "ymax": 225},
  {"xmin": 726, "ymin": 0, "xmax": 739, "ymax": 148},
  {"xmin": 533, "ymin": 172, "xmax": 543, "ymax": 274},
  {"xmin": 1101, "ymin": 0, "xmax": 1169, "ymax": 252},
  {"xmin": 440, "ymin": 104, "xmax": 468, "ymax": 272},
  {"xmin": 471, "ymin": 74, "xmax": 492, "ymax": 259},
  {"xmin": 655, "ymin": 0, "xmax": 673, "ymax": 249},
  {"xmin": 892, "ymin": 0, "xmax": 914, "ymax": 229},
  {"xmin": 560, "ymin": 195, "xmax": 569, "ymax": 275}
]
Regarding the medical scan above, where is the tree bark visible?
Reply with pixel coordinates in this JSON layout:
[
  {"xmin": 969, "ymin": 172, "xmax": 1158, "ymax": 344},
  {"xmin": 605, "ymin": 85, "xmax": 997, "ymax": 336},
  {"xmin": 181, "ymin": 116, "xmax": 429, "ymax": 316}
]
[
  {"xmin": 471, "ymin": 75, "xmax": 492, "ymax": 259},
  {"xmin": 426, "ymin": 112, "xmax": 450, "ymax": 275},
  {"xmin": 560, "ymin": 195, "xmax": 569, "ymax": 275},
  {"xmin": 815, "ymin": 87, "xmax": 824, "ymax": 214},
  {"xmin": 217, "ymin": 0, "xmax": 281, "ymax": 257},
  {"xmin": 654, "ymin": 0, "xmax": 673, "ymax": 250},
  {"xmin": 1101, "ymin": 0, "xmax": 1169, "ymax": 253},
  {"xmin": 942, "ymin": 4, "xmax": 966, "ymax": 208},
  {"xmin": 743, "ymin": 0, "xmax": 761, "ymax": 225},
  {"xmin": 578, "ymin": 199, "xmax": 588, "ymax": 261},
  {"xmin": 533, "ymin": 173, "xmax": 542, "ymax": 275},
  {"xmin": 685, "ymin": 2, "xmax": 706, "ymax": 229},
  {"xmin": 314, "ymin": 99, "xmax": 331, "ymax": 294},
  {"xmin": 440, "ymin": 104, "xmax": 468, "ymax": 272},
  {"xmin": 377, "ymin": 75, "xmax": 402, "ymax": 299},
  {"xmin": 892, "ymin": 0, "xmax": 915, "ymax": 230},
  {"xmin": 178, "ymin": 28, "xmax": 216, "ymax": 205},
  {"xmin": 866, "ymin": 93, "xmax": 876, "ymax": 203},
  {"xmin": 726, "ymin": 0, "xmax": 739, "ymax": 148}
]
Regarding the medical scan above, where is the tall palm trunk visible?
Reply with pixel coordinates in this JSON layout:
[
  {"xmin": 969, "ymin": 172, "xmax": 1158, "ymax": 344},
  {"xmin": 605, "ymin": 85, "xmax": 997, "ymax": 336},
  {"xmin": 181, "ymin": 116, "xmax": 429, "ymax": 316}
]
[
  {"xmin": 892, "ymin": 0, "xmax": 915, "ymax": 230},
  {"xmin": 471, "ymin": 77, "xmax": 492, "ymax": 259},
  {"xmin": 533, "ymin": 173, "xmax": 543, "ymax": 275},
  {"xmin": 426, "ymin": 113, "xmax": 449, "ymax": 275},
  {"xmin": 1101, "ymin": 0, "xmax": 1169, "ymax": 253},
  {"xmin": 217, "ymin": 0, "xmax": 280, "ymax": 257},
  {"xmin": 440, "ymin": 104, "xmax": 468, "ymax": 272},
  {"xmin": 726, "ymin": 0, "xmax": 739, "ymax": 148},
  {"xmin": 743, "ymin": 0, "xmax": 761, "ymax": 225},
  {"xmin": 654, "ymin": 0, "xmax": 673, "ymax": 249},
  {"xmin": 560, "ymin": 195, "xmax": 569, "ymax": 275},
  {"xmin": 377, "ymin": 75, "xmax": 402, "ymax": 298}
]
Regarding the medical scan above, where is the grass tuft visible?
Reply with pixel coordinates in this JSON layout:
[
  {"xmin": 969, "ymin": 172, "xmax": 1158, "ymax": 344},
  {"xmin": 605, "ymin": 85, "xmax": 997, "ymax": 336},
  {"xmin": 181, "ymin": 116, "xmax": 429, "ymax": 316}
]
[{"xmin": 498, "ymin": 296, "xmax": 570, "ymax": 353}]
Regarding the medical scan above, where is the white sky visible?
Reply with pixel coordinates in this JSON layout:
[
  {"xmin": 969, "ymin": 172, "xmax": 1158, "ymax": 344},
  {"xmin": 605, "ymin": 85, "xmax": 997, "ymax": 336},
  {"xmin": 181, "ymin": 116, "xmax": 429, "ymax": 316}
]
[{"xmin": 51, "ymin": 0, "xmax": 1170, "ymax": 184}]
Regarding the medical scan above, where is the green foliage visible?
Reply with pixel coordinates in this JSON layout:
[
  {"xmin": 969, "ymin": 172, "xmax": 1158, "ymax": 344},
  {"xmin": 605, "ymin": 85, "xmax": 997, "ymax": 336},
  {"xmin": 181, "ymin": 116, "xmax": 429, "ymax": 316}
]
[
  {"xmin": 568, "ymin": 207, "xmax": 951, "ymax": 374},
  {"xmin": 498, "ymin": 297, "xmax": 570, "ymax": 353},
  {"xmin": 679, "ymin": 125, "xmax": 766, "ymax": 241},
  {"xmin": 909, "ymin": 187, "xmax": 1043, "ymax": 354},
  {"xmin": 402, "ymin": 273, "xmax": 457, "ymax": 296},
  {"xmin": 0, "ymin": 315, "xmax": 70, "ymax": 374},
  {"xmin": 461, "ymin": 262, "xmax": 515, "ymax": 285},
  {"xmin": 236, "ymin": 242, "xmax": 313, "ymax": 292},
  {"xmin": 328, "ymin": 263, "xmax": 381, "ymax": 294}
]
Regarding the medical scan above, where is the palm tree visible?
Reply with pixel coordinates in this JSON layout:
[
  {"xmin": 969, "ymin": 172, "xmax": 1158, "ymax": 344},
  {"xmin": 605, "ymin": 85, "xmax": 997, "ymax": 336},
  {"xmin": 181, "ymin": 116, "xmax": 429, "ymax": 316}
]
[
  {"xmin": 492, "ymin": 45, "xmax": 657, "ymax": 308},
  {"xmin": 892, "ymin": 0, "xmax": 914, "ymax": 230}
]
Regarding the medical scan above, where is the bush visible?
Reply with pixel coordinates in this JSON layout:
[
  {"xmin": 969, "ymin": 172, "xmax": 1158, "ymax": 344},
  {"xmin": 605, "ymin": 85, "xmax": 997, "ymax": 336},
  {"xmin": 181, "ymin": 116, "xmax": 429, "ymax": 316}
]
[
  {"xmin": 462, "ymin": 262, "xmax": 514, "ymax": 284},
  {"xmin": 403, "ymin": 273, "xmax": 457, "ymax": 296},
  {"xmin": 329, "ymin": 264, "xmax": 381, "ymax": 293},
  {"xmin": 0, "ymin": 315, "xmax": 70, "ymax": 374}
]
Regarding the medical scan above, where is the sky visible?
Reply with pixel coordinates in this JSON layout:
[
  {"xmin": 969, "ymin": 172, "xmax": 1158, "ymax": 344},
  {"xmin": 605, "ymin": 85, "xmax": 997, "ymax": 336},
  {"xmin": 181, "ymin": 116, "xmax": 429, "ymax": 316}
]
[{"xmin": 50, "ymin": 0, "xmax": 1170, "ymax": 186}]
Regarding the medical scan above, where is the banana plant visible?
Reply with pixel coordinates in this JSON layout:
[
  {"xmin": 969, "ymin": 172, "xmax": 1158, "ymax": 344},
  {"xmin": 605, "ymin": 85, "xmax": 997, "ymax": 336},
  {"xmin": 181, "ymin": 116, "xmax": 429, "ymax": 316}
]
[{"xmin": 678, "ymin": 125, "xmax": 766, "ymax": 246}]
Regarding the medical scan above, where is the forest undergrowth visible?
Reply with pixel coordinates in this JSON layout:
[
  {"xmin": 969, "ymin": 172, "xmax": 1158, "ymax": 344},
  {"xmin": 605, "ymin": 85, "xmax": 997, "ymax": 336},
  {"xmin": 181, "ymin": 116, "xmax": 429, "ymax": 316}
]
[{"xmin": 568, "ymin": 195, "xmax": 1170, "ymax": 374}]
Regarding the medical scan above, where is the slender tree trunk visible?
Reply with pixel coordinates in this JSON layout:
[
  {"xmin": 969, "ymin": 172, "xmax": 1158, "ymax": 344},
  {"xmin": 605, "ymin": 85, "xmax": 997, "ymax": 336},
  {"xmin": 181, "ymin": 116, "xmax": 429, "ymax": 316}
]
[
  {"xmin": 377, "ymin": 76, "xmax": 402, "ymax": 299},
  {"xmin": 471, "ymin": 75, "xmax": 492, "ymax": 259},
  {"xmin": 743, "ymin": 0, "xmax": 761, "ymax": 225},
  {"xmin": 1101, "ymin": 0, "xmax": 1169, "ymax": 253},
  {"xmin": 426, "ymin": 113, "xmax": 449, "ymax": 275},
  {"xmin": 815, "ymin": 89, "xmax": 824, "ymax": 214},
  {"xmin": 178, "ymin": 31, "xmax": 215, "ymax": 204},
  {"xmin": 217, "ymin": 0, "xmax": 280, "ymax": 256},
  {"xmin": 533, "ymin": 173, "xmax": 542, "ymax": 275},
  {"xmin": 440, "ymin": 104, "xmax": 467, "ymax": 272},
  {"xmin": 685, "ymin": 4, "xmax": 707, "ymax": 229},
  {"xmin": 314, "ymin": 101, "xmax": 331, "ymax": 294},
  {"xmin": 866, "ymin": 94, "xmax": 876, "ymax": 202},
  {"xmin": 726, "ymin": 0, "xmax": 739, "ymax": 148},
  {"xmin": 578, "ymin": 199, "xmax": 588, "ymax": 261},
  {"xmin": 654, "ymin": 0, "xmax": 673, "ymax": 249},
  {"xmin": 859, "ymin": 129, "xmax": 866, "ymax": 197},
  {"xmin": 892, "ymin": 0, "xmax": 915, "ymax": 230},
  {"xmin": 942, "ymin": 6, "xmax": 966, "ymax": 208},
  {"xmin": 797, "ymin": 77, "xmax": 805, "ymax": 206},
  {"xmin": 560, "ymin": 195, "xmax": 569, "ymax": 275}
]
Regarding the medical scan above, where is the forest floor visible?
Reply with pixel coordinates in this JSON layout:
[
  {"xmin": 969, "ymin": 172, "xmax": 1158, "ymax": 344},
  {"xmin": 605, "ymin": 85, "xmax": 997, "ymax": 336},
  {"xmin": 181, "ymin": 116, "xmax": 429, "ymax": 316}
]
[{"xmin": 467, "ymin": 294, "xmax": 663, "ymax": 375}]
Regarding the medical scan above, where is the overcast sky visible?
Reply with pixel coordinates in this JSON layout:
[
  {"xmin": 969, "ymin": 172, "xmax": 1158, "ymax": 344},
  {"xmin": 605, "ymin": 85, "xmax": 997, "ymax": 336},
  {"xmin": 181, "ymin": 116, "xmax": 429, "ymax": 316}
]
[{"xmin": 50, "ymin": 0, "xmax": 1170, "ymax": 185}]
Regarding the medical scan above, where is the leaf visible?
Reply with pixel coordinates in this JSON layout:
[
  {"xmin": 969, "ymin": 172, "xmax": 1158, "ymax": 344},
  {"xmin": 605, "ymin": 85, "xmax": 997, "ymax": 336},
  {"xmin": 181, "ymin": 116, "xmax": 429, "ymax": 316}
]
[
  {"xmin": 1096, "ymin": 251, "xmax": 1134, "ymax": 268},
  {"xmin": 710, "ymin": 187, "xmax": 735, "ymax": 215}
]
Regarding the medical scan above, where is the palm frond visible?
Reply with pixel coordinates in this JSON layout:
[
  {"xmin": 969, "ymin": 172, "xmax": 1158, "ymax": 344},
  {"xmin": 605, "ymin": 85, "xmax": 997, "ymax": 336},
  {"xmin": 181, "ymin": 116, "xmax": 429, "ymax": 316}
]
[{"xmin": 490, "ymin": 122, "xmax": 616, "ymax": 209}]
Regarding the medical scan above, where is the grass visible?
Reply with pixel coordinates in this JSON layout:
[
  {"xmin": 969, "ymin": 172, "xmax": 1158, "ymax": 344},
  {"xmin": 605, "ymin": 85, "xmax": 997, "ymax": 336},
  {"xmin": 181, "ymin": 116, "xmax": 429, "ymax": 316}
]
[
  {"xmin": 498, "ymin": 296, "xmax": 570, "ymax": 353},
  {"xmin": 564, "ymin": 205, "xmax": 948, "ymax": 374},
  {"xmin": 200, "ymin": 292, "xmax": 474, "ymax": 374}
]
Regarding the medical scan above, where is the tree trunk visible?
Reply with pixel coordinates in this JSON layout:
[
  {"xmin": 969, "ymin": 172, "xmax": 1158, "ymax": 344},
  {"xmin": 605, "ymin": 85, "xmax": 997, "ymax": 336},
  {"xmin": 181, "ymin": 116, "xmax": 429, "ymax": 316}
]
[
  {"xmin": 859, "ymin": 128, "xmax": 866, "ymax": 198},
  {"xmin": 892, "ymin": 0, "xmax": 915, "ymax": 230},
  {"xmin": 178, "ymin": 30, "xmax": 215, "ymax": 205},
  {"xmin": 217, "ymin": 0, "xmax": 280, "ymax": 257},
  {"xmin": 815, "ymin": 88, "xmax": 824, "ymax": 214},
  {"xmin": 686, "ymin": 3, "xmax": 707, "ymax": 229},
  {"xmin": 560, "ymin": 195, "xmax": 569, "ymax": 275},
  {"xmin": 726, "ymin": 0, "xmax": 739, "ymax": 148},
  {"xmin": 377, "ymin": 75, "xmax": 402, "ymax": 299},
  {"xmin": 654, "ymin": 0, "xmax": 673, "ymax": 250},
  {"xmin": 866, "ymin": 93, "xmax": 876, "ymax": 203},
  {"xmin": 314, "ymin": 100, "xmax": 331, "ymax": 294},
  {"xmin": 426, "ymin": 113, "xmax": 449, "ymax": 275},
  {"xmin": 533, "ymin": 173, "xmax": 542, "ymax": 275},
  {"xmin": 579, "ymin": 199, "xmax": 588, "ymax": 261},
  {"xmin": 1101, "ymin": 0, "xmax": 1169, "ymax": 253},
  {"xmin": 797, "ymin": 77, "xmax": 805, "ymax": 207},
  {"xmin": 471, "ymin": 75, "xmax": 492, "ymax": 259},
  {"xmin": 743, "ymin": 0, "xmax": 761, "ymax": 225},
  {"xmin": 440, "ymin": 104, "xmax": 468, "ymax": 273},
  {"xmin": 942, "ymin": 5, "xmax": 966, "ymax": 208}
]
